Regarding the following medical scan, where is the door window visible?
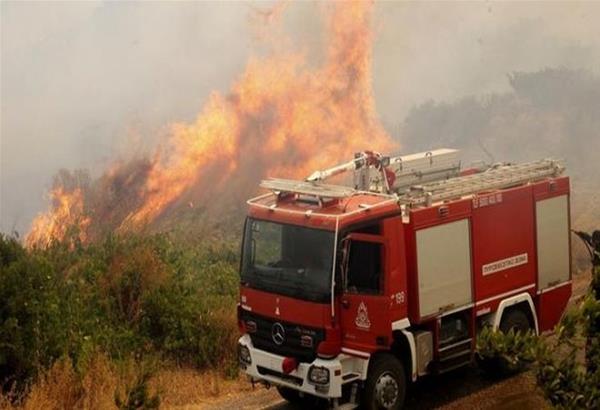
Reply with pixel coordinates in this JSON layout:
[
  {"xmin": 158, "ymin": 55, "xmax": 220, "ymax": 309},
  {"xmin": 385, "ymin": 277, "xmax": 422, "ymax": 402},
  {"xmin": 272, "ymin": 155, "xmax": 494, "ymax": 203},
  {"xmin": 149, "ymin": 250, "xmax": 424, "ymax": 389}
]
[{"xmin": 346, "ymin": 241, "xmax": 383, "ymax": 295}]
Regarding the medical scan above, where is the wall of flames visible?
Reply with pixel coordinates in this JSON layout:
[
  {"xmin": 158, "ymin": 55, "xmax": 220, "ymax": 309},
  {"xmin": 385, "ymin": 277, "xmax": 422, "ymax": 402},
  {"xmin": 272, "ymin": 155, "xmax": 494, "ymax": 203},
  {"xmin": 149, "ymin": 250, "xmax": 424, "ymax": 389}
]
[{"xmin": 25, "ymin": 1, "xmax": 396, "ymax": 248}]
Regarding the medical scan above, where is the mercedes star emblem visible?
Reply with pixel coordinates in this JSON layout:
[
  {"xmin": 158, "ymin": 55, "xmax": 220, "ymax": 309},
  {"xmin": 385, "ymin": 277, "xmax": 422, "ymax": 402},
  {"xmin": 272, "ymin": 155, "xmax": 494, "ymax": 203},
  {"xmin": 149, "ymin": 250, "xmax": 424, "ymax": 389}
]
[{"xmin": 272, "ymin": 322, "xmax": 285, "ymax": 345}]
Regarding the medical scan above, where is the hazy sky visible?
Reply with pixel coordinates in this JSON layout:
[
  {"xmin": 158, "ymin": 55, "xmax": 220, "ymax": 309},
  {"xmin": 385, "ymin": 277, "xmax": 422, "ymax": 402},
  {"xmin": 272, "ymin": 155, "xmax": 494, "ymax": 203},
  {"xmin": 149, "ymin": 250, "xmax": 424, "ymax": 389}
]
[{"xmin": 2, "ymin": 1, "xmax": 599, "ymax": 234}]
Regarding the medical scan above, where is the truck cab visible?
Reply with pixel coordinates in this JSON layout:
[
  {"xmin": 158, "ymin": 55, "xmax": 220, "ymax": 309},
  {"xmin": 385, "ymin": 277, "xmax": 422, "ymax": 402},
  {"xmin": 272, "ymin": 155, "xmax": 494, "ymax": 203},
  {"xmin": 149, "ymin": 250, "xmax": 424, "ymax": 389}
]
[{"xmin": 237, "ymin": 149, "xmax": 572, "ymax": 409}]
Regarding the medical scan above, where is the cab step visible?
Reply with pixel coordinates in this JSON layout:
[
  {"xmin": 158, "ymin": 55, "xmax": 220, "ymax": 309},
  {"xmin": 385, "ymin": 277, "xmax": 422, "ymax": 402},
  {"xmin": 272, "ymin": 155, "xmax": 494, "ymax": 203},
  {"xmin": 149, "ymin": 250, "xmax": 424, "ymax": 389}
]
[
  {"xmin": 437, "ymin": 338, "xmax": 473, "ymax": 374},
  {"xmin": 332, "ymin": 403, "xmax": 359, "ymax": 410}
]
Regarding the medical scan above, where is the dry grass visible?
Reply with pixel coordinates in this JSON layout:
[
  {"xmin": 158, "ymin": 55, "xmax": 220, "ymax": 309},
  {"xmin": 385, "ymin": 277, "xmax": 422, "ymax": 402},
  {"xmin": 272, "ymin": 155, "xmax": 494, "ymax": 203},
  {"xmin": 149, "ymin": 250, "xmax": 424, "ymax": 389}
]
[
  {"xmin": 0, "ymin": 354, "xmax": 248, "ymax": 410},
  {"xmin": 0, "ymin": 353, "xmax": 164, "ymax": 410},
  {"xmin": 151, "ymin": 368, "xmax": 251, "ymax": 409},
  {"xmin": 79, "ymin": 355, "xmax": 118, "ymax": 410},
  {"xmin": 23, "ymin": 358, "xmax": 82, "ymax": 410}
]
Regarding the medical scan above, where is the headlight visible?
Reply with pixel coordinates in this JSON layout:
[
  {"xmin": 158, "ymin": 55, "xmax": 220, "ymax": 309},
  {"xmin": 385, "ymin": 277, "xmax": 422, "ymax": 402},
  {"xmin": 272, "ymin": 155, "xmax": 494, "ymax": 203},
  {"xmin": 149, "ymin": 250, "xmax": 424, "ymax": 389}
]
[
  {"xmin": 238, "ymin": 344, "xmax": 251, "ymax": 365},
  {"xmin": 308, "ymin": 366, "xmax": 329, "ymax": 385},
  {"xmin": 245, "ymin": 320, "xmax": 257, "ymax": 333}
]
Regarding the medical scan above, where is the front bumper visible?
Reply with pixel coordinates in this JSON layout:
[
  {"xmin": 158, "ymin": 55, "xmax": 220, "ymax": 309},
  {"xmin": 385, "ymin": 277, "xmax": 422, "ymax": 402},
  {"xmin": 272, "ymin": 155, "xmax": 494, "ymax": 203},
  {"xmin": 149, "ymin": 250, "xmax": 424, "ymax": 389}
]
[{"xmin": 238, "ymin": 334, "xmax": 368, "ymax": 399}]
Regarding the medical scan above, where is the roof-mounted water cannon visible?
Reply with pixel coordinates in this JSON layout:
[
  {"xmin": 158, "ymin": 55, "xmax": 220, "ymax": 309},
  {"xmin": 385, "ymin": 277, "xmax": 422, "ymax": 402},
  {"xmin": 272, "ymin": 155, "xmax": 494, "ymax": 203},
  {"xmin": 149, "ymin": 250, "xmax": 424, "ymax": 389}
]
[
  {"xmin": 305, "ymin": 150, "xmax": 395, "ymax": 193},
  {"xmin": 304, "ymin": 148, "xmax": 463, "ymax": 194},
  {"xmin": 260, "ymin": 148, "xmax": 467, "ymax": 204}
]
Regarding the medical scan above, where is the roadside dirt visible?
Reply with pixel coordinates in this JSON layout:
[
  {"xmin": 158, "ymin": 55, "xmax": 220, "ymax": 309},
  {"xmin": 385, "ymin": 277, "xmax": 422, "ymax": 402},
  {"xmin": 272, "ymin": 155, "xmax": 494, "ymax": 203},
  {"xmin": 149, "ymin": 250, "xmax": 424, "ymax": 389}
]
[
  {"xmin": 198, "ymin": 269, "xmax": 591, "ymax": 410},
  {"xmin": 200, "ymin": 369, "xmax": 548, "ymax": 410}
]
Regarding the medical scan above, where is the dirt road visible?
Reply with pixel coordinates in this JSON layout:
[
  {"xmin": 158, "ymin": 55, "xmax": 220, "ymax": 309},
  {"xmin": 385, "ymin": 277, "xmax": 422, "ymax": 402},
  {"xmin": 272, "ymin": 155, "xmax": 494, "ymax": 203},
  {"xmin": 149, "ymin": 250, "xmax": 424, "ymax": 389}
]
[
  {"xmin": 204, "ymin": 369, "xmax": 548, "ymax": 410},
  {"xmin": 204, "ymin": 270, "xmax": 590, "ymax": 410}
]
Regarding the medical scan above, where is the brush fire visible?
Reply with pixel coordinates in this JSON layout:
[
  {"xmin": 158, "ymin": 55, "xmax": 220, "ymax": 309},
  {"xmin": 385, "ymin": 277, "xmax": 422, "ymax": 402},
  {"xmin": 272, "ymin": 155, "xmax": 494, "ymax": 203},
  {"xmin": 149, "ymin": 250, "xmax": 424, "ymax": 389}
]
[
  {"xmin": 4, "ymin": 1, "xmax": 600, "ymax": 410},
  {"xmin": 25, "ymin": 1, "xmax": 395, "ymax": 248}
]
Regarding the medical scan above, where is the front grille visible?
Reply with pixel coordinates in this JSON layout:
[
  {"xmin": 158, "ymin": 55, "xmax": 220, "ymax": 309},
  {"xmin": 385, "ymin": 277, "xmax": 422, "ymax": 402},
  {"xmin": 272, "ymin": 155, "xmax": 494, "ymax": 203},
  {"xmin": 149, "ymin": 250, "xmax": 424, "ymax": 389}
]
[{"xmin": 240, "ymin": 310, "xmax": 325, "ymax": 363}]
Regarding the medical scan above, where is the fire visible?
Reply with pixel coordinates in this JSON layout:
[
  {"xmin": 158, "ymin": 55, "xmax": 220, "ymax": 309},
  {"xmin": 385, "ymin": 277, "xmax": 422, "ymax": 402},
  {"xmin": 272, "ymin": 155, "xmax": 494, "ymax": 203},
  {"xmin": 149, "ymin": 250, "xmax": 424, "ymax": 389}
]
[
  {"xmin": 26, "ymin": 186, "xmax": 91, "ymax": 248},
  {"xmin": 26, "ymin": 1, "xmax": 396, "ymax": 246}
]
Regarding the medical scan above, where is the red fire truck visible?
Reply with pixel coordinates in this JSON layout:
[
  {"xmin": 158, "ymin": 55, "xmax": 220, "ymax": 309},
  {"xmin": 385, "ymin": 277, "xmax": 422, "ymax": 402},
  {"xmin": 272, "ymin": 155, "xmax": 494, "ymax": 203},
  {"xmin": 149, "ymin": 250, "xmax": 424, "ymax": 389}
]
[{"xmin": 237, "ymin": 149, "xmax": 571, "ymax": 409}]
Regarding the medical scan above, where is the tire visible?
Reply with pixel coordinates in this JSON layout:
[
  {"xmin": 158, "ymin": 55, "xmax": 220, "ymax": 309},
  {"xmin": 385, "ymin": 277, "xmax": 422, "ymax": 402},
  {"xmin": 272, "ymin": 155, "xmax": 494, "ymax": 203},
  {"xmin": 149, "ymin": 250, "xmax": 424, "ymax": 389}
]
[
  {"xmin": 499, "ymin": 308, "xmax": 531, "ymax": 334},
  {"xmin": 480, "ymin": 308, "xmax": 532, "ymax": 377},
  {"xmin": 276, "ymin": 386, "xmax": 302, "ymax": 404},
  {"xmin": 362, "ymin": 353, "xmax": 406, "ymax": 410},
  {"xmin": 276, "ymin": 386, "xmax": 322, "ymax": 408}
]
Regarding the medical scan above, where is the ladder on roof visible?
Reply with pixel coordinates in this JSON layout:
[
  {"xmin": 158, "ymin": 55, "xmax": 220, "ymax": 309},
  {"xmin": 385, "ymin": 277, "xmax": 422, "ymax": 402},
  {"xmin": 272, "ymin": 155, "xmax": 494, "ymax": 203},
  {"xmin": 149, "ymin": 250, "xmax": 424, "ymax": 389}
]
[{"xmin": 398, "ymin": 158, "xmax": 565, "ymax": 207}]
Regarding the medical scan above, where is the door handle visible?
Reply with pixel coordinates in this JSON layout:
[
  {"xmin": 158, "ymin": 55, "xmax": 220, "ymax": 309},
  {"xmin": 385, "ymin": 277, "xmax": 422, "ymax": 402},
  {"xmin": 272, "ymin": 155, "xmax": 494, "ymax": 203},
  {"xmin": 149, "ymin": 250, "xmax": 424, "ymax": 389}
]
[{"xmin": 341, "ymin": 299, "xmax": 350, "ymax": 309}]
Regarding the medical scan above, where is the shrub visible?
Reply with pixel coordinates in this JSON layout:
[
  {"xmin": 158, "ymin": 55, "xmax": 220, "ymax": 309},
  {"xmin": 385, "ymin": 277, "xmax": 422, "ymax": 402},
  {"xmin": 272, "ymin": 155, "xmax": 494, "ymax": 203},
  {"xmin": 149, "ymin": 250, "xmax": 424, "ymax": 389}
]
[
  {"xmin": 477, "ymin": 263, "xmax": 600, "ymax": 408},
  {"xmin": 0, "ymin": 231, "xmax": 240, "ymax": 395},
  {"xmin": 114, "ymin": 358, "xmax": 160, "ymax": 410},
  {"xmin": 476, "ymin": 326, "xmax": 538, "ymax": 374},
  {"xmin": 534, "ymin": 265, "xmax": 600, "ymax": 409}
]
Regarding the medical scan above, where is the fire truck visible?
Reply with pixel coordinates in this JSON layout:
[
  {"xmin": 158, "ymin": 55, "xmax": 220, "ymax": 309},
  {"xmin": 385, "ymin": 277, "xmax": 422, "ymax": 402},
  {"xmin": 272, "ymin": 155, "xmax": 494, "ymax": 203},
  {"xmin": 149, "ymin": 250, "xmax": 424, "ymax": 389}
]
[{"xmin": 237, "ymin": 148, "xmax": 572, "ymax": 409}]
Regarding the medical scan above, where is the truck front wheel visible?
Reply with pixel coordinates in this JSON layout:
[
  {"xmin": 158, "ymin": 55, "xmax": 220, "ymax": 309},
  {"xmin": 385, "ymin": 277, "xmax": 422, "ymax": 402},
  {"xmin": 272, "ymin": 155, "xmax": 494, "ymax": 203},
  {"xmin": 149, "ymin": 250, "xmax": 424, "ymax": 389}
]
[
  {"xmin": 276, "ymin": 386, "xmax": 302, "ymax": 404},
  {"xmin": 277, "ymin": 386, "xmax": 322, "ymax": 407},
  {"xmin": 362, "ymin": 353, "xmax": 406, "ymax": 410}
]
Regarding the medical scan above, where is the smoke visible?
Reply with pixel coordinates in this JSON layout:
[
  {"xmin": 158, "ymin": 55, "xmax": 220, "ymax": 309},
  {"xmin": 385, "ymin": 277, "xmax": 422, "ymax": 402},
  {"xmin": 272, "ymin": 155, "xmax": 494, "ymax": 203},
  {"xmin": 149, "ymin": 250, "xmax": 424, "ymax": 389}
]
[
  {"xmin": 372, "ymin": 1, "xmax": 600, "ymax": 129},
  {"xmin": 1, "ymin": 1, "xmax": 252, "ymax": 235},
  {"xmin": 2, "ymin": 1, "xmax": 600, "ymax": 236},
  {"xmin": 399, "ymin": 67, "xmax": 600, "ymax": 268},
  {"xmin": 21, "ymin": 1, "xmax": 396, "ymax": 247}
]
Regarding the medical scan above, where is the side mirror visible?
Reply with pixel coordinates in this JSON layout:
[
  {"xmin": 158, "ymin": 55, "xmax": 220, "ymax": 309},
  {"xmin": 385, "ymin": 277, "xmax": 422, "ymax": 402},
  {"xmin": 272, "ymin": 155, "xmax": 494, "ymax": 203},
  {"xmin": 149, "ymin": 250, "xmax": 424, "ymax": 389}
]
[{"xmin": 250, "ymin": 238, "xmax": 256, "ymax": 265}]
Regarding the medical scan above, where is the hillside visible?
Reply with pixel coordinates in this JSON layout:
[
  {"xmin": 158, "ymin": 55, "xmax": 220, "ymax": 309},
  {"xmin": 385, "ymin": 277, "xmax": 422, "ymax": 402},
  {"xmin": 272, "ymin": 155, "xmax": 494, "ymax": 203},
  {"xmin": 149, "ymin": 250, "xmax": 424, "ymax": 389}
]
[{"xmin": 400, "ymin": 68, "xmax": 600, "ymax": 267}]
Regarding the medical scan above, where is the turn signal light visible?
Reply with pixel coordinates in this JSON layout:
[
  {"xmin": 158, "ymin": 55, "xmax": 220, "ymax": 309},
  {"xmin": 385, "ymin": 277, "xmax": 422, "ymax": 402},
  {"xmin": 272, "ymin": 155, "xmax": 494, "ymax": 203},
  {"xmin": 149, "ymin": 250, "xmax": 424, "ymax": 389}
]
[{"xmin": 238, "ymin": 344, "xmax": 251, "ymax": 365}]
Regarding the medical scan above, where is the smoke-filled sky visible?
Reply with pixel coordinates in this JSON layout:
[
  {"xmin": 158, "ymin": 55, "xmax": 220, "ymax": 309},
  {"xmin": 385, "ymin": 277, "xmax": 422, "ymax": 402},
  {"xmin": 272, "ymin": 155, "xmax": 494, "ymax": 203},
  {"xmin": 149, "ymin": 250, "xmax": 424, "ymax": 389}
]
[{"xmin": 2, "ymin": 1, "xmax": 600, "ymax": 235}]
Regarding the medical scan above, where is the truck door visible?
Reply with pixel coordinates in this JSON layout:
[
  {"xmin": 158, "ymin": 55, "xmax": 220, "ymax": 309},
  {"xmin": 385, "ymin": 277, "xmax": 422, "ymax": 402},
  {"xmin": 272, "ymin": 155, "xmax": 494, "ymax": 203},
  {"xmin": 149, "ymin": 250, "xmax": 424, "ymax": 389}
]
[{"xmin": 340, "ymin": 233, "xmax": 391, "ymax": 353}]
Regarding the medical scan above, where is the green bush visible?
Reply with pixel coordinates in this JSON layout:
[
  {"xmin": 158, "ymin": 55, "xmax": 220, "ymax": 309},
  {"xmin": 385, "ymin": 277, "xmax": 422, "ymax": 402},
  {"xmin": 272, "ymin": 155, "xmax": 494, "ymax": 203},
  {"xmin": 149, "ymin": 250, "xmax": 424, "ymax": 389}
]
[
  {"xmin": 534, "ymin": 266, "xmax": 600, "ymax": 409},
  {"xmin": 0, "ymin": 232, "xmax": 240, "ymax": 392},
  {"xmin": 476, "ymin": 325, "xmax": 537, "ymax": 374},
  {"xmin": 476, "ymin": 264, "xmax": 600, "ymax": 408}
]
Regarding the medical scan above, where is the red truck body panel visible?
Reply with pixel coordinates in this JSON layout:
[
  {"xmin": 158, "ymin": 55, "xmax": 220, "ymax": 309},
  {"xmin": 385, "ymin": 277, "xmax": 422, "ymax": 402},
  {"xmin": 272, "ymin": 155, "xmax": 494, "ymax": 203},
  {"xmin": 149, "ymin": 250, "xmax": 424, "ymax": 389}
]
[
  {"xmin": 242, "ymin": 172, "xmax": 572, "ymax": 366},
  {"xmin": 471, "ymin": 186, "xmax": 537, "ymax": 304},
  {"xmin": 402, "ymin": 176, "xmax": 571, "ymax": 328},
  {"xmin": 241, "ymin": 286, "xmax": 330, "ymax": 328}
]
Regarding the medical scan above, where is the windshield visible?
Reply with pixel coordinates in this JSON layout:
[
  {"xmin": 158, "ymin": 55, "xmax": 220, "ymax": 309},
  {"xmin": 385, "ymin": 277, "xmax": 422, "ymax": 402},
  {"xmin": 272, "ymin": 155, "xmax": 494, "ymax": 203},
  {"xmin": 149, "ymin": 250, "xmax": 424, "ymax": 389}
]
[{"xmin": 240, "ymin": 218, "xmax": 335, "ymax": 303}]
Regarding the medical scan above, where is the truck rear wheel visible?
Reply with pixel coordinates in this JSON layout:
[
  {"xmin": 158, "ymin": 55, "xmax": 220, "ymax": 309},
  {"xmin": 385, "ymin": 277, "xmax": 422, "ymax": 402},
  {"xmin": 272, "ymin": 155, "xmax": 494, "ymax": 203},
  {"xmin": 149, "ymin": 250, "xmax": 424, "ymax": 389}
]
[
  {"xmin": 480, "ymin": 308, "xmax": 533, "ymax": 377},
  {"xmin": 499, "ymin": 308, "xmax": 531, "ymax": 334},
  {"xmin": 362, "ymin": 353, "xmax": 406, "ymax": 410}
]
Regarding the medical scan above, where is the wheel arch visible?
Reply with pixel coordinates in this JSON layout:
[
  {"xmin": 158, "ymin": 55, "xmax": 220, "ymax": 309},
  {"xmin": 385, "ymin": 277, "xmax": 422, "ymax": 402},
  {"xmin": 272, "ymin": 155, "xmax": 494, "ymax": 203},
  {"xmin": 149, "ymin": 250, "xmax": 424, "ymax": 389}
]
[
  {"xmin": 492, "ymin": 292, "xmax": 539, "ymax": 335},
  {"xmin": 390, "ymin": 329, "xmax": 416, "ymax": 382}
]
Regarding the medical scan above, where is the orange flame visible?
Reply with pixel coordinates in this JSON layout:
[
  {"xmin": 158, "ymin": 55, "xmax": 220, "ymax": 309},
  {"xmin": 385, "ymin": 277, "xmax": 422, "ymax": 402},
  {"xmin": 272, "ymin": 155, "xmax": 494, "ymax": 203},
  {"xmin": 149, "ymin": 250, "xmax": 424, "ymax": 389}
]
[
  {"xmin": 26, "ymin": 1, "xmax": 396, "ymax": 246},
  {"xmin": 26, "ymin": 186, "xmax": 91, "ymax": 248}
]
